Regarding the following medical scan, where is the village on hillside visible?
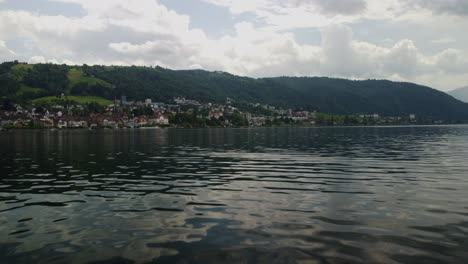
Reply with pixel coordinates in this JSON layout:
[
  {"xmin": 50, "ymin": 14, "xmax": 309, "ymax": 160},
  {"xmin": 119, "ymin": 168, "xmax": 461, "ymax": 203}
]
[{"xmin": 0, "ymin": 95, "xmax": 424, "ymax": 130}]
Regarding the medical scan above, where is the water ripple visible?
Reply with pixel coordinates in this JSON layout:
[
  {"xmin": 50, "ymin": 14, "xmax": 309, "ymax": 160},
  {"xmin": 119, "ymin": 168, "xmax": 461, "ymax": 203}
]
[{"xmin": 1, "ymin": 126, "xmax": 468, "ymax": 263}]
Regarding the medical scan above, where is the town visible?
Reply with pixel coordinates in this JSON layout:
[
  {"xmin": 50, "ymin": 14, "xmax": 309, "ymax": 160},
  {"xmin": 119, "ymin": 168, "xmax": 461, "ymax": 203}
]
[{"xmin": 0, "ymin": 95, "xmax": 428, "ymax": 130}]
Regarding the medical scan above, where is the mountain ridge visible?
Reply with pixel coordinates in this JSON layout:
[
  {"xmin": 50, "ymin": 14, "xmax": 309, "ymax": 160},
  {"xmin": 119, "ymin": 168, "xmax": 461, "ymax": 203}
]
[
  {"xmin": 448, "ymin": 86, "xmax": 468, "ymax": 103},
  {"xmin": 1, "ymin": 61, "xmax": 468, "ymax": 121}
]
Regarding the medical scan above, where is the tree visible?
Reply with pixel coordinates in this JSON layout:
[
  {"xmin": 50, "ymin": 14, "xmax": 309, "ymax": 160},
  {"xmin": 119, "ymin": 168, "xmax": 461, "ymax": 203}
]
[
  {"xmin": 231, "ymin": 113, "xmax": 248, "ymax": 126},
  {"xmin": 143, "ymin": 106, "xmax": 154, "ymax": 116},
  {"xmin": 1, "ymin": 98, "xmax": 14, "ymax": 111},
  {"xmin": 0, "ymin": 74, "xmax": 19, "ymax": 96},
  {"xmin": 35, "ymin": 105, "xmax": 45, "ymax": 114}
]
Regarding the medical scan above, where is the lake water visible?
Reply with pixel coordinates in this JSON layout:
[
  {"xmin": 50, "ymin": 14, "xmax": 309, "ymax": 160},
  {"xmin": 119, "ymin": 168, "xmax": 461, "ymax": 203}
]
[{"xmin": 1, "ymin": 126, "xmax": 468, "ymax": 264}]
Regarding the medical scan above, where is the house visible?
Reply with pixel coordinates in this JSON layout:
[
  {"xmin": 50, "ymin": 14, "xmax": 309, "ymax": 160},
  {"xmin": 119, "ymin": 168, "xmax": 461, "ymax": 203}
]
[
  {"xmin": 13, "ymin": 119, "xmax": 27, "ymax": 128},
  {"xmin": 39, "ymin": 116, "xmax": 54, "ymax": 128},
  {"xmin": 103, "ymin": 119, "xmax": 118, "ymax": 129},
  {"xmin": 124, "ymin": 120, "xmax": 135, "ymax": 128},
  {"xmin": 149, "ymin": 114, "xmax": 169, "ymax": 126},
  {"xmin": 208, "ymin": 111, "xmax": 223, "ymax": 120},
  {"xmin": 79, "ymin": 120, "xmax": 88, "ymax": 128},
  {"xmin": 360, "ymin": 114, "xmax": 380, "ymax": 120},
  {"xmin": 0, "ymin": 117, "xmax": 13, "ymax": 127},
  {"xmin": 68, "ymin": 120, "xmax": 81, "ymax": 128},
  {"xmin": 250, "ymin": 116, "xmax": 266, "ymax": 126},
  {"xmin": 137, "ymin": 116, "xmax": 148, "ymax": 127},
  {"xmin": 57, "ymin": 118, "xmax": 68, "ymax": 129},
  {"xmin": 291, "ymin": 112, "xmax": 308, "ymax": 122},
  {"xmin": 68, "ymin": 119, "xmax": 87, "ymax": 128}
]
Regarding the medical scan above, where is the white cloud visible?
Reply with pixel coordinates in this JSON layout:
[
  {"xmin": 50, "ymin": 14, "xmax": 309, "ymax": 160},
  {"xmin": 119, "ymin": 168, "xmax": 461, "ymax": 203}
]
[
  {"xmin": 203, "ymin": 0, "xmax": 409, "ymax": 29},
  {"xmin": 27, "ymin": 55, "xmax": 76, "ymax": 65},
  {"xmin": 431, "ymin": 38, "xmax": 456, "ymax": 44},
  {"xmin": 0, "ymin": 40, "xmax": 16, "ymax": 61},
  {"xmin": 28, "ymin": 56, "xmax": 47, "ymax": 64},
  {"xmin": 0, "ymin": 0, "xmax": 467, "ymax": 91},
  {"xmin": 0, "ymin": 0, "xmax": 208, "ymax": 66}
]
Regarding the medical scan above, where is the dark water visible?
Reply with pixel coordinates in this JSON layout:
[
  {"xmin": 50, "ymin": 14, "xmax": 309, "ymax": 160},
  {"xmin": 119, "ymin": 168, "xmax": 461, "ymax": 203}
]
[{"xmin": 1, "ymin": 126, "xmax": 468, "ymax": 264}]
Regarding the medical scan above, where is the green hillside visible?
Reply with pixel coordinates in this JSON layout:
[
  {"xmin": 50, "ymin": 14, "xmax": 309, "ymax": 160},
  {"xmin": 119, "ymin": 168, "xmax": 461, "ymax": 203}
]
[
  {"xmin": 1, "ymin": 61, "xmax": 468, "ymax": 120},
  {"xmin": 32, "ymin": 96, "xmax": 112, "ymax": 106},
  {"xmin": 68, "ymin": 69, "xmax": 112, "ymax": 88}
]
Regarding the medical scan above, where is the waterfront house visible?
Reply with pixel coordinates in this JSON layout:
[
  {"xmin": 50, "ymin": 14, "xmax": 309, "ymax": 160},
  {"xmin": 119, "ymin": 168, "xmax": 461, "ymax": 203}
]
[
  {"xmin": 137, "ymin": 116, "xmax": 148, "ymax": 127},
  {"xmin": 39, "ymin": 116, "xmax": 54, "ymax": 128},
  {"xmin": 102, "ymin": 118, "xmax": 118, "ymax": 129},
  {"xmin": 13, "ymin": 119, "xmax": 27, "ymax": 127},
  {"xmin": 125, "ymin": 119, "xmax": 136, "ymax": 128},
  {"xmin": 250, "ymin": 116, "xmax": 266, "ymax": 126},
  {"xmin": 57, "ymin": 118, "xmax": 68, "ymax": 129},
  {"xmin": 68, "ymin": 119, "xmax": 88, "ymax": 128},
  {"xmin": 149, "ymin": 114, "xmax": 169, "ymax": 126}
]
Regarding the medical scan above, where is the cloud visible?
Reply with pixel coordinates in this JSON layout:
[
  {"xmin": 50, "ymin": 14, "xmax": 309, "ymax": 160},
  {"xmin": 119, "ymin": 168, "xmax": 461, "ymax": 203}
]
[
  {"xmin": 307, "ymin": 0, "xmax": 367, "ymax": 15},
  {"xmin": 0, "ymin": 40, "xmax": 16, "ymax": 61},
  {"xmin": 407, "ymin": 0, "xmax": 468, "ymax": 16},
  {"xmin": 431, "ymin": 38, "xmax": 456, "ymax": 44},
  {"xmin": 205, "ymin": 0, "xmax": 367, "ymax": 16},
  {"xmin": 28, "ymin": 56, "xmax": 47, "ymax": 64},
  {"xmin": 0, "ymin": 0, "xmax": 467, "ymax": 91},
  {"xmin": 203, "ymin": 0, "xmax": 405, "ymax": 29},
  {"xmin": 320, "ymin": 25, "xmax": 356, "ymax": 75},
  {"xmin": 435, "ymin": 49, "xmax": 468, "ymax": 74},
  {"xmin": 26, "ymin": 55, "xmax": 75, "ymax": 65},
  {"xmin": 0, "ymin": 0, "xmax": 207, "ymax": 67},
  {"xmin": 197, "ymin": 22, "xmax": 321, "ymax": 76}
]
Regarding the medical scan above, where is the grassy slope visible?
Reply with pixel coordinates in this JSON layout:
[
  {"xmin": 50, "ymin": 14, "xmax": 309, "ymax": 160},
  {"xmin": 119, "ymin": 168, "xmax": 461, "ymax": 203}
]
[
  {"xmin": 13, "ymin": 67, "xmax": 113, "ymax": 105},
  {"xmin": 32, "ymin": 96, "xmax": 113, "ymax": 106},
  {"xmin": 11, "ymin": 64, "xmax": 33, "ymax": 71},
  {"xmin": 16, "ymin": 84, "xmax": 44, "ymax": 96},
  {"xmin": 68, "ymin": 69, "xmax": 112, "ymax": 88}
]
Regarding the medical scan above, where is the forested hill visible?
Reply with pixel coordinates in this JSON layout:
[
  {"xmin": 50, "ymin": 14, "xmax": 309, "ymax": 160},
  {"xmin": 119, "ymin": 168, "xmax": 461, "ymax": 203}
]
[{"xmin": 1, "ymin": 61, "xmax": 468, "ymax": 120}]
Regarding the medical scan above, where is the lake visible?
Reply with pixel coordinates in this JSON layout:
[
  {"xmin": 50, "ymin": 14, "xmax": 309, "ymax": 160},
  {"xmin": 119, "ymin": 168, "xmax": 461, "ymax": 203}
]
[{"xmin": 1, "ymin": 126, "xmax": 468, "ymax": 264}]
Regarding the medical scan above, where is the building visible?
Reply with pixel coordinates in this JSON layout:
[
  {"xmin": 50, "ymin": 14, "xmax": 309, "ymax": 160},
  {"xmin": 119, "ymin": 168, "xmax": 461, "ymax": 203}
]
[
  {"xmin": 57, "ymin": 118, "xmax": 68, "ymax": 129},
  {"xmin": 137, "ymin": 116, "xmax": 148, "ymax": 127},
  {"xmin": 208, "ymin": 111, "xmax": 223, "ymax": 120},
  {"xmin": 149, "ymin": 114, "xmax": 169, "ymax": 125}
]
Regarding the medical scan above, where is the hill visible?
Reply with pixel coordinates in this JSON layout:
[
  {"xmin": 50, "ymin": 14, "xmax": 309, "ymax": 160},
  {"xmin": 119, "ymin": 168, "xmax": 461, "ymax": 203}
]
[
  {"xmin": 31, "ymin": 96, "xmax": 112, "ymax": 106},
  {"xmin": 448, "ymin": 86, "xmax": 468, "ymax": 103},
  {"xmin": 1, "ymin": 61, "xmax": 468, "ymax": 121}
]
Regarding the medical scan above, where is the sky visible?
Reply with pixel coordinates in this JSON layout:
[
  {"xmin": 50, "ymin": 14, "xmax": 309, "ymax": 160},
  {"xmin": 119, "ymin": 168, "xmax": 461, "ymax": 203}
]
[{"xmin": 0, "ymin": 0, "xmax": 467, "ymax": 91}]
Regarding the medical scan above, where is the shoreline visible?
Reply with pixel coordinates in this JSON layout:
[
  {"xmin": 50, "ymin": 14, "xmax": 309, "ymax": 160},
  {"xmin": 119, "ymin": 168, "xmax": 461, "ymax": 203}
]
[{"xmin": 2, "ymin": 123, "xmax": 467, "ymax": 132}]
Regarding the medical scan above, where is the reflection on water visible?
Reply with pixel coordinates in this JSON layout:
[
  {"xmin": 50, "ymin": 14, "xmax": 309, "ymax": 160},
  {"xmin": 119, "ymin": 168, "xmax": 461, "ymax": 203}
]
[{"xmin": 1, "ymin": 126, "xmax": 468, "ymax": 263}]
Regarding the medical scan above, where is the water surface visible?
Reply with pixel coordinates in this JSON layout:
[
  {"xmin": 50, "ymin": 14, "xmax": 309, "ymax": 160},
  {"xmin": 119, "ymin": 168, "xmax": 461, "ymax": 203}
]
[{"xmin": 1, "ymin": 126, "xmax": 468, "ymax": 263}]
